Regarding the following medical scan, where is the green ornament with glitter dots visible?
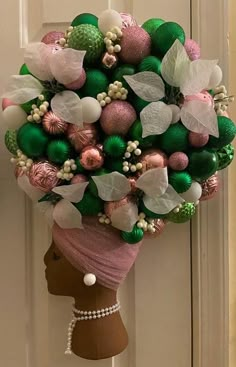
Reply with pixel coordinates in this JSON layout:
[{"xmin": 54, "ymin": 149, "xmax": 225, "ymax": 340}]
[
  {"xmin": 81, "ymin": 69, "xmax": 109, "ymax": 99},
  {"xmin": 216, "ymin": 144, "xmax": 234, "ymax": 170},
  {"xmin": 207, "ymin": 116, "xmax": 236, "ymax": 150},
  {"xmin": 142, "ymin": 18, "xmax": 165, "ymax": 38},
  {"xmin": 104, "ymin": 135, "xmax": 126, "ymax": 158},
  {"xmin": 17, "ymin": 123, "xmax": 49, "ymax": 158},
  {"xmin": 152, "ymin": 21, "xmax": 186, "ymax": 55},
  {"xmin": 137, "ymin": 56, "xmax": 162, "ymax": 76},
  {"xmin": 71, "ymin": 13, "xmax": 98, "ymax": 28},
  {"xmin": 47, "ymin": 140, "xmax": 71, "ymax": 165},
  {"xmin": 74, "ymin": 191, "xmax": 104, "ymax": 215},
  {"xmin": 169, "ymin": 171, "xmax": 192, "ymax": 193},
  {"xmin": 160, "ymin": 123, "xmax": 189, "ymax": 154},
  {"xmin": 5, "ymin": 130, "xmax": 19, "ymax": 155},
  {"xmin": 121, "ymin": 225, "xmax": 144, "ymax": 244},
  {"xmin": 167, "ymin": 203, "xmax": 196, "ymax": 223}
]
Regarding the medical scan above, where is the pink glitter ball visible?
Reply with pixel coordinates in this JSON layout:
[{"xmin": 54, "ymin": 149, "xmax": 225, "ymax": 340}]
[
  {"xmin": 29, "ymin": 162, "xmax": 60, "ymax": 192},
  {"xmin": 200, "ymin": 173, "xmax": 219, "ymax": 201},
  {"xmin": 71, "ymin": 174, "xmax": 88, "ymax": 184},
  {"xmin": 65, "ymin": 68, "xmax": 86, "ymax": 90},
  {"xmin": 119, "ymin": 26, "xmax": 151, "ymax": 65},
  {"xmin": 189, "ymin": 132, "xmax": 209, "ymax": 148},
  {"xmin": 41, "ymin": 31, "xmax": 65, "ymax": 45},
  {"xmin": 80, "ymin": 146, "xmax": 104, "ymax": 170},
  {"xmin": 168, "ymin": 152, "xmax": 189, "ymax": 171},
  {"xmin": 100, "ymin": 101, "xmax": 137, "ymax": 135},
  {"xmin": 2, "ymin": 98, "xmax": 17, "ymax": 111},
  {"xmin": 185, "ymin": 91, "xmax": 213, "ymax": 107},
  {"xmin": 120, "ymin": 13, "xmax": 138, "ymax": 28},
  {"xmin": 184, "ymin": 38, "xmax": 201, "ymax": 61},
  {"xmin": 67, "ymin": 123, "xmax": 98, "ymax": 152},
  {"xmin": 139, "ymin": 149, "xmax": 168, "ymax": 173},
  {"xmin": 42, "ymin": 111, "xmax": 68, "ymax": 135},
  {"xmin": 104, "ymin": 196, "xmax": 133, "ymax": 219}
]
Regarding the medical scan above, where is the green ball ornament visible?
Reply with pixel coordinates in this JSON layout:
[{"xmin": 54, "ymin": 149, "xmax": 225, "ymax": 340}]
[
  {"xmin": 105, "ymin": 158, "xmax": 124, "ymax": 174},
  {"xmin": 17, "ymin": 123, "xmax": 49, "ymax": 158},
  {"xmin": 81, "ymin": 69, "xmax": 109, "ymax": 98},
  {"xmin": 129, "ymin": 119, "xmax": 157, "ymax": 148},
  {"xmin": 139, "ymin": 200, "xmax": 166, "ymax": 219},
  {"xmin": 19, "ymin": 64, "xmax": 32, "ymax": 76},
  {"xmin": 75, "ymin": 191, "xmax": 103, "ymax": 215},
  {"xmin": 5, "ymin": 130, "xmax": 19, "ymax": 155},
  {"xmin": 121, "ymin": 225, "xmax": 144, "ymax": 244},
  {"xmin": 71, "ymin": 13, "xmax": 98, "ymax": 27},
  {"xmin": 47, "ymin": 140, "xmax": 71, "ymax": 165},
  {"xmin": 188, "ymin": 149, "xmax": 218, "ymax": 181},
  {"xmin": 160, "ymin": 124, "xmax": 189, "ymax": 154},
  {"xmin": 216, "ymin": 144, "xmax": 235, "ymax": 170},
  {"xmin": 137, "ymin": 56, "xmax": 162, "ymax": 75},
  {"xmin": 68, "ymin": 24, "xmax": 104, "ymax": 65},
  {"xmin": 153, "ymin": 21, "xmax": 186, "ymax": 55},
  {"xmin": 169, "ymin": 171, "xmax": 192, "ymax": 193},
  {"xmin": 130, "ymin": 95, "xmax": 150, "ymax": 114},
  {"xmin": 88, "ymin": 168, "xmax": 110, "ymax": 197},
  {"xmin": 167, "ymin": 203, "xmax": 196, "ymax": 223},
  {"xmin": 142, "ymin": 18, "xmax": 165, "ymax": 38},
  {"xmin": 112, "ymin": 65, "xmax": 136, "ymax": 90},
  {"xmin": 208, "ymin": 116, "xmax": 236, "ymax": 149},
  {"xmin": 104, "ymin": 136, "xmax": 126, "ymax": 157}
]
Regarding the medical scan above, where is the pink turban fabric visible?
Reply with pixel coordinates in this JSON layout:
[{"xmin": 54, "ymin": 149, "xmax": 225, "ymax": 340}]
[{"xmin": 52, "ymin": 217, "xmax": 142, "ymax": 290}]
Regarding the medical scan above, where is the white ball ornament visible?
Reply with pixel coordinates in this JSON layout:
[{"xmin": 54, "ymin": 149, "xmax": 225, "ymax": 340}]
[
  {"xmin": 2, "ymin": 105, "xmax": 27, "ymax": 130},
  {"xmin": 81, "ymin": 97, "xmax": 102, "ymax": 123},
  {"xmin": 98, "ymin": 9, "xmax": 123, "ymax": 35},
  {"xmin": 181, "ymin": 181, "xmax": 202, "ymax": 203},
  {"xmin": 169, "ymin": 104, "xmax": 181, "ymax": 124},
  {"xmin": 83, "ymin": 273, "xmax": 97, "ymax": 287},
  {"xmin": 208, "ymin": 65, "xmax": 223, "ymax": 89}
]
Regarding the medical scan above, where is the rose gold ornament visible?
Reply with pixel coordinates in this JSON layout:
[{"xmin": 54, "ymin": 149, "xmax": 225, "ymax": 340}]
[
  {"xmin": 65, "ymin": 68, "xmax": 86, "ymax": 90},
  {"xmin": 41, "ymin": 31, "xmax": 65, "ymax": 45},
  {"xmin": 120, "ymin": 12, "xmax": 138, "ymax": 28},
  {"xmin": 2, "ymin": 98, "xmax": 17, "ymax": 111},
  {"xmin": 29, "ymin": 162, "xmax": 60, "ymax": 192},
  {"xmin": 104, "ymin": 196, "xmax": 133, "ymax": 219},
  {"xmin": 189, "ymin": 132, "xmax": 209, "ymax": 148},
  {"xmin": 42, "ymin": 111, "xmax": 68, "ymax": 135},
  {"xmin": 200, "ymin": 173, "xmax": 219, "ymax": 201},
  {"xmin": 80, "ymin": 146, "xmax": 104, "ymax": 171},
  {"xmin": 146, "ymin": 219, "xmax": 166, "ymax": 238},
  {"xmin": 139, "ymin": 149, "xmax": 168, "ymax": 173},
  {"xmin": 67, "ymin": 123, "xmax": 98, "ymax": 152},
  {"xmin": 128, "ymin": 177, "xmax": 138, "ymax": 193},
  {"xmin": 102, "ymin": 52, "xmax": 118, "ymax": 69},
  {"xmin": 71, "ymin": 174, "xmax": 88, "ymax": 184}
]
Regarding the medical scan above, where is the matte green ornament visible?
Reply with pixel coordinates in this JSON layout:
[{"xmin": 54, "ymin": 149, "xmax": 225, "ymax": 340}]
[
  {"xmin": 208, "ymin": 116, "xmax": 236, "ymax": 150},
  {"xmin": 112, "ymin": 65, "xmax": 136, "ymax": 90},
  {"xmin": 142, "ymin": 18, "xmax": 165, "ymax": 38},
  {"xmin": 47, "ymin": 140, "xmax": 71, "ymax": 165},
  {"xmin": 129, "ymin": 119, "xmax": 157, "ymax": 148},
  {"xmin": 169, "ymin": 171, "xmax": 192, "ymax": 193},
  {"xmin": 19, "ymin": 64, "xmax": 32, "ymax": 76},
  {"xmin": 152, "ymin": 22, "xmax": 186, "ymax": 55},
  {"xmin": 75, "ymin": 191, "xmax": 103, "ymax": 215},
  {"xmin": 130, "ymin": 95, "xmax": 150, "ymax": 114},
  {"xmin": 160, "ymin": 124, "xmax": 189, "ymax": 154},
  {"xmin": 139, "ymin": 200, "xmax": 166, "ymax": 219},
  {"xmin": 68, "ymin": 24, "xmax": 104, "ymax": 65},
  {"xmin": 5, "ymin": 130, "xmax": 19, "ymax": 155},
  {"xmin": 81, "ymin": 69, "xmax": 109, "ymax": 98},
  {"xmin": 188, "ymin": 149, "xmax": 218, "ymax": 181},
  {"xmin": 216, "ymin": 144, "xmax": 235, "ymax": 170},
  {"xmin": 167, "ymin": 203, "xmax": 196, "ymax": 223},
  {"xmin": 104, "ymin": 136, "xmax": 126, "ymax": 157},
  {"xmin": 88, "ymin": 168, "xmax": 110, "ymax": 196},
  {"xmin": 137, "ymin": 56, "xmax": 162, "ymax": 75},
  {"xmin": 74, "ymin": 158, "xmax": 86, "ymax": 173},
  {"xmin": 121, "ymin": 225, "xmax": 144, "ymax": 244},
  {"xmin": 105, "ymin": 158, "xmax": 124, "ymax": 174},
  {"xmin": 71, "ymin": 13, "xmax": 98, "ymax": 27},
  {"xmin": 17, "ymin": 123, "xmax": 49, "ymax": 158}
]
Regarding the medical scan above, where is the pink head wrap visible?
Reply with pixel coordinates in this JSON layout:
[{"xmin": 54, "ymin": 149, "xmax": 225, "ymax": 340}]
[{"xmin": 52, "ymin": 217, "xmax": 142, "ymax": 290}]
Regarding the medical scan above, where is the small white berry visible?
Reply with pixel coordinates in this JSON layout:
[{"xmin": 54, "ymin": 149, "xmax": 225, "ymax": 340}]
[
  {"xmin": 97, "ymin": 93, "xmax": 103, "ymax": 101},
  {"xmin": 126, "ymin": 146, "xmax": 133, "ymax": 153},
  {"xmin": 108, "ymin": 46, "xmax": 114, "ymax": 54},
  {"xmin": 123, "ymin": 166, "xmax": 129, "ymax": 173},
  {"xmin": 116, "ymin": 92, "xmax": 122, "ymax": 99},
  {"xmin": 43, "ymin": 101, "xmax": 49, "ymax": 107},
  {"xmin": 68, "ymin": 26, "xmax": 73, "ymax": 32},
  {"xmin": 139, "ymin": 213, "xmax": 146, "ymax": 219},
  {"xmin": 174, "ymin": 208, "xmax": 180, "ymax": 214},
  {"xmin": 130, "ymin": 165, "xmax": 137, "ymax": 172},
  {"xmin": 123, "ymin": 161, "xmax": 129, "ymax": 166},
  {"xmin": 134, "ymin": 148, "xmax": 142, "ymax": 156},
  {"xmin": 125, "ymin": 152, "xmax": 131, "ymax": 158},
  {"xmin": 147, "ymin": 224, "xmax": 154, "ymax": 232},
  {"xmin": 99, "ymin": 217, "xmax": 105, "ymax": 224},
  {"xmin": 100, "ymin": 100, "xmax": 106, "ymax": 107},
  {"xmin": 105, "ymin": 218, "xmax": 111, "ymax": 225},
  {"xmin": 130, "ymin": 143, "xmax": 137, "ymax": 150},
  {"xmin": 39, "ymin": 111, "xmax": 44, "ymax": 117},
  {"xmin": 105, "ymin": 96, "xmax": 111, "ymax": 104},
  {"xmin": 64, "ymin": 160, "xmax": 71, "ymax": 167},
  {"xmin": 38, "ymin": 95, "xmax": 45, "ymax": 101},
  {"xmin": 71, "ymin": 164, "xmax": 77, "ymax": 171},
  {"xmin": 32, "ymin": 104, "xmax": 37, "ymax": 109},
  {"xmin": 134, "ymin": 141, "xmax": 140, "ymax": 146},
  {"xmin": 121, "ymin": 94, "xmax": 127, "ymax": 100},
  {"xmin": 106, "ymin": 31, "xmax": 113, "ymax": 39},
  {"xmin": 33, "ymin": 113, "xmax": 40, "ymax": 121},
  {"xmin": 114, "ymin": 44, "xmax": 121, "ymax": 53},
  {"xmin": 69, "ymin": 173, "xmax": 74, "ymax": 179},
  {"xmin": 40, "ymin": 105, "xmax": 47, "ymax": 113},
  {"xmin": 27, "ymin": 115, "xmax": 33, "ymax": 122},
  {"xmin": 137, "ymin": 222, "xmax": 144, "ymax": 229},
  {"xmin": 10, "ymin": 158, "xmax": 16, "ymax": 163}
]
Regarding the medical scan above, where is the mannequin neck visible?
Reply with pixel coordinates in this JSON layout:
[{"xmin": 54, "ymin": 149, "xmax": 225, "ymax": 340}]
[{"xmin": 74, "ymin": 283, "xmax": 117, "ymax": 310}]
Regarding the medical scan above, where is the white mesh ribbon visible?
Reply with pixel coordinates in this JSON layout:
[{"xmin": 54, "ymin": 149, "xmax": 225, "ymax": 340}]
[
  {"xmin": 92, "ymin": 172, "xmax": 131, "ymax": 201},
  {"xmin": 124, "ymin": 72, "xmax": 165, "ymax": 102},
  {"xmin": 136, "ymin": 168, "xmax": 168, "ymax": 197},
  {"xmin": 111, "ymin": 202, "xmax": 139, "ymax": 232},
  {"xmin": 140, "ymin": 101, "xmax": 173, "ymax": 137},
  {"xmin": 2, "ymin": 75, "xmax": 44, "ymax": 104},
  {"xmin": 17, "ymin": 175, "xmax": 44, "ymax": 201},
  {"xmin": 51, "ymin": 91, "xmax": 83, "ymax": 125},
  {"xmin": 143, "ymin": 185, "xmax": 184, "ymax": 215},
  {"xmin": 24, "ymin": 42, "xmax": 54, "ymax": 81}
]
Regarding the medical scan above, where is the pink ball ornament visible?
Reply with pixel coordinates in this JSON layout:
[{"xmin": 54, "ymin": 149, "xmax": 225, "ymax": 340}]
[
  {"xmin": 100, "ymin": 101, "xmax": 137, "ymax": 135},
  {"xmin": 200, "ymin": 173, "xmax": 219, "ymax": 201},
  {"xmin": 168, "ymin": 152, "xmax": 189, "ymax": 171},
  {"xmin": 67, "ymin": 123, "xmax": 98, "ymax": 152},
  {"xmin": 119, "ymin": 26, "xmax": 151, "ymax": 65},
  {"xmin": 104, "ymin": 196, "xmax": 133, "ymax": 219},
  {"xmin": 185, "ymin": 91, "xmax": 213, "ymax": 107},
  {"xmin": 42, "ymin": 111, "xmax": 68, "ymax": 135},
  {"xmin": 2, "ymin": 98, "xmax": 17, "ymax": 111},
  {"xmin": 71, "ymin": 174, "xmax": 88, "ymax": 184},
  {"xmin": 65, "ymin": 68, "xmax": 86, "ymax": 90},
  {"xmin": 29, "ymin": 162, "xmax": 60, "ymax": 192},
  {"xmin": 139, "ymin": 149, "xmax": 168, "ymax": 173},
  {"xmin": 41, "ymin": 31, "xmax": 65, "ymax": 45},
  {"xmin": 184, "ymin": 38, "xmax": 201, "ymax": 61},
  {"xmin": 189, "ymin": 132, "xmax": 209, "ymax": 148},
  {"xmin": 80, "ymin": 146, "xmax": 104, "ymax": 170},
  {"xmin": 120, "ymin": 12, "xmax": 138, "ymax": 28}
]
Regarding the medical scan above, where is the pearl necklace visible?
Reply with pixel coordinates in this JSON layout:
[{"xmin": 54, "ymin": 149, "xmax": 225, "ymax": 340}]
[{"xmin": 65, "ymin": 301, "xmax": 121, "ymax": 355}]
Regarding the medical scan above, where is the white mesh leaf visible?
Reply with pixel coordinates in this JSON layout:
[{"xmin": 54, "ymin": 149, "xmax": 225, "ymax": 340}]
[
  {"xmin": 52, "ymin": 182, "xmax": 88, "ymax": 203},
  {"xmin": 136, "ymin": 168, "xmax": 168, "ymax": 197},
  {"xmin": 181, "ymin": 100, "xmax": 219, "ymax": 137},
  {"xmin": 92, "ymin": 172, "xmax": 131, "ymax": 201},
  {"xmin": 140, "ymin": 101, "xmax": 172, "ymax": 137},
  {"xmin": 143, "ymin": 185, "xmax": 184, "ymax": 215},
  {"xmin": 51, "ymin": 91, "xmax": 83, "ymax": 125},
  {"xmin": 37, "ymin": 202, "xmax": 54, "ymax": 228},
  {"xmin": 24, "ymin": 42, "xmax": 54, "ymax": 81},
  {"xmin": 17, "ymin": 175, "xmax": 44, "ymax": 202},
  {"xmin": 50, "ymin": 49, "xmax": 86, "ymax": 85},
  {"xmin": 111, "ymin": 202, "xmax": 139, "ymax": 232},
  {"xmin": 53, "ymin": 199, "xmax": 83, "ymax": 229},
  {"xmin": 2, "ymin": 75, "xmax": 44, "ymax": 104},
  {"xmin": 124, "ymin": 72, "xmax": 165, "ymax": 102}
]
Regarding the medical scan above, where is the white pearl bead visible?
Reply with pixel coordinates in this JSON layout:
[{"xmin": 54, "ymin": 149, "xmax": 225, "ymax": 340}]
[
  {"xmin": 123, "ymin": 166, "xmax": 129, "ymax": 173},
  {"xmin": 134, "ymin": 149, "xmax": 142, "ymax": 156},
  {"xmin": 83, "ymin": 273, "xmax": 96, "ymax": 286},
  {"xmin": 136, "ymin": 163, "xmax": 143, "ymax": 170},
  {"xmin": 125, "ymin": 152, "xmax": 131, "ymax": 158},
  {"xmin": 130, "ymin": 165, "xmax": 137, "ymax": 172}
]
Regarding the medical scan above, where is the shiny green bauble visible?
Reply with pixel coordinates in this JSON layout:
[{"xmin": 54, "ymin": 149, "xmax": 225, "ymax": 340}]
[
  {"xmin": 169, "ymin": 171, "xmax": 192, "ymax": 193},
  {"xmin": 160, "ymin": 124, "xmax": 189, "ymax": 154},
  {"xmin": 167, "ymin": 203, "xmax": 196, "ymax": 223},
  {"xmin": 5, "ymin": 130, "xmax": 19, "ymax": 155},
  {"xmin": 188, "ymin": 149, "xmax": 218, "ymax": 181},
  {"xmin": 19, "ymin": 63, "xmax": 32, "ymax": 76},
  {"xmin": 68, "ymin": 24, "xmax": 104, "ymax": 65},
  {"xmin": 208, "ymin": 116, "xmax": 236, "ymax": 150},
  {"xmin": 129, "ymin": 119, "xmax": 157, "ymax": 148},
  {"xmin": 88, "ymin": 168, "xmax": 110, "ymax": 197},
  {"xmin": 75, "ymin": 191, "xmax": 103, "ymax": 215},
  {"xmin": 152, "ymin": 21, "xmax": 186, "ymax": 55},
  {"xmin": 47, "ymin": 140, "xmax": 71, "ymax": 165},
  {"xmin": 216, "ymin": 144, "xmax": 234, "ymax": 170},
  {"xmin": 142, "ymin": 18, "xmax": 165, "ymax": 38},
  {"xmin": 112, "ymin": 64, "xmax": 136, "ymax": 90},
  {"xmin": 81, "ymin": 69, "xmax": 109, "ymax": 98},
  {"xmin": 137, "ymin": 56, "xmax": 162, "ymax": 75},
  {"xmin": 104, "ymin": 136, "xmax": 126, "ymax": 158},
  {"xmin": 74, "ymin": 158, "xmax": 86, "ymax": 173},
  {"xmin": 139, "ymin": 200, "xmax": 166, "ymax": 219},
  {"xmin": 121, "ymin": 225, "xmax": 144, "ymax": 244},
  {"xmin": 130, "ymin": 95, "xmax": 150, "ymax": 114},
  {"xmin": 105, "ymin": 158, "xmax": 124, "ymax": 174},
  {"xmin": 17, "ymin": 123, "xmax": 49, "ymax": 158},
  {"xmin": 71, "ymin": 13, "xmax": 98, "ymax": 27}
]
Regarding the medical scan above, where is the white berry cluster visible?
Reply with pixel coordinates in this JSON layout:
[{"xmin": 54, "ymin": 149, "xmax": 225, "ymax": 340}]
[
  {"xmin": 97, "ymin": 81, "xmax": 128, "ymax": 107},
  {"xmin": 98, "ymin": 213, "xmax": 111, "ymax": 225},
  {"xmin": 213, "ymin": 85, "xmax": 234, "ymax": 116},
  {"xmin": 173, "ymin": 203, "xmax": 184, "ymax": 214},
  {"xmin": 123, "ymin": 141, "xmax": 142, "ymax": 173},
  {"xmin": 104, "ymin": 27, "xmax": 122, "ymax": 54},
  {"xmin": 10, "ymin": 149, "xmax": 33, "ymax": 172},
  {"xmin": 97, "ymin": 92, "xmax": 112, "ymax": 107},
  {"xmin": 27, "ymin": 95, "xmax": 49, "ymax": 123},
  {"xmin": 57, "ymin": 160, "xmax": 77, "ymax": 181},
  {"xmin": 58, "ymin": 26, "xmax": 74, "ymax": 48},
  {"xmin": 137, "ymin": 213, "xmax": 156, "ymax": 234}
]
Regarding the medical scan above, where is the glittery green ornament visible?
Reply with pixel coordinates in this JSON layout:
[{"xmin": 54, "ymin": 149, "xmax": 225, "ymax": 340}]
[
  {"xmin": 130, "ymin": 95, "xmax": 150, "ymax": 114},
  {"xmin": 129, "ymin": 119, "xmax": 157, "ymax": 148},
  {"xmin": 167, "ymin": 203, "xmax": 196, "ymax": 223},
  {"xmin": 5, "ymin": 130, "xmax": 19, "ymax": 155},
  {"xmin": 112, "ymin": 65, "xmax": 136, "ymax": 90},
  {"xmin": 68, "ymin": 24, "xmax": 104, "ymax": 65},
  {"xmin": 169, "ymin": 171, "xmax": 192, "ymax": 193},
  {"xmin": 19, "ymin": 64, "xmax": 32, "ymax": 76},
  {"xmin": 152, "ymin": 22, "xmax": 186, "ymax": 55},
  {"xmin": 137, "ymin": 56, "xmax": 162, "ymax": 75},
  {"xmin": 88, "ymin": 168, "xmax": 110, "ymax": 197},
  {"xmin": 71, "ymin": 13, "xmax": 98, "ymax": 27},
  {"xmin": 104, "ymin": 136, "xmax": 126, "ymax": 157},
  {"xmin": 17, "ymin": 123, "xmax": 49, "ymax": 158},
  {"xmin": 121, "ymin": 225, "xmax": 144, "ymax": 244},
  {"xmin": 74, "ymin": 158, "xmax": 86, "ymax": 173},
  {"xmin": 47, "ymin": 140, "xmax": 71, "ymax": 165},
  {"xmin": 160, "ymin": 124, "xmax": 189, "ymax": 154},
  {"xmin": 142, "ymin": 18, "xmax": 165, "ymax": 38},
  {"xmin": 81, "ymin": 69, "xmax": 109, "ymax": 98},
  {"xmin": 105, "ymin": 158, "xmax": 124, "ymax": 173},
  {"xmin": 139, "ymin": 200, "xmax": 166, "ymax": 219},
  {"xmin": 188, "ymin": 149, "xmax": 218, "ymax": 181},
  {"xmin": 208, "ymin": 116, "xmax": 236, "ymax": 150},
  {"xmin": 75, "ymin": 191, "xmax": 103, "ymax": 215},
  {"xmin": 216, "ymin": 144, "xmax": 235, "ymax": 170}
]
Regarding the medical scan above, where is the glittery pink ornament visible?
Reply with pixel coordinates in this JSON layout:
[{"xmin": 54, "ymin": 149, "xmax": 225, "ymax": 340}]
[
  {"xmin": 139, "ymin": 149, "xmax": 168, "ymax": 173},
  {"xmin": 67, "ymin": 123, "xmax": 98, "ymax": 152},
  {"xmin": 29, "ymin": 162, "xmax": 60, "ymax": 192},
  {"xmin": 104, "ymin": 196, "xmax": 133, "ymax": 219},
  {"xmin": 119, "ymin": 26, "xmax": 151, "ymax": 65},
  {"xmin": 200, "ymin": 173, "xmax": 219, "ymax": 201},
  {"xmin": 2, "ymin": 98, "xmax": 17, "ymax": 111},
  {"xmin": 184, "ymin": 38, "xmax": 201, "ymax": 61},
  {"xmin": 100, "ymin": 101, "xmax": 137, "ymax": 135},
  {"xmin": 185, "ymin": 91, "xmax": 213, "ymax": 107},
  {"xmin": 146, "ymin": 219, "xmax": 166, "ymax": 238},
  {"xmin": 102, "ymin": 52, "xmax": 118, "ymax": 69},
  {"xmin": 168, "ymin": 152, "xmax": 189, "ymax": 171},
  {"xmin": 42, "ymin": 111, "xmax": 68, "ymax": 135},
  {"xmin": 189, "ymin": 132, "xmax": 209, "ymax": 147},
  {"xmin": 120, "ymin": 13, "xmax": 138, "ymax": 28},
  {"xmin": 71, "ymin": 174, "xmax": 88, "ymax": 184},
  {"xmin": 41, "ymin": 31, "xmax": 65, "ymax": 45},
  {"xmin": 80, "ymin": 146, "xmax": 104, "ymax": 170},
  {"xmin": 64, "ymin": 68, "xmax": 86, "ymax": 90}
]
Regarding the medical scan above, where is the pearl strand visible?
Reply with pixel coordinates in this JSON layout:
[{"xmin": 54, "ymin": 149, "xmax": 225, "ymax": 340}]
[{"xmin": 65, "ymin": 301, "xmax": 121, "ymax": 355}]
